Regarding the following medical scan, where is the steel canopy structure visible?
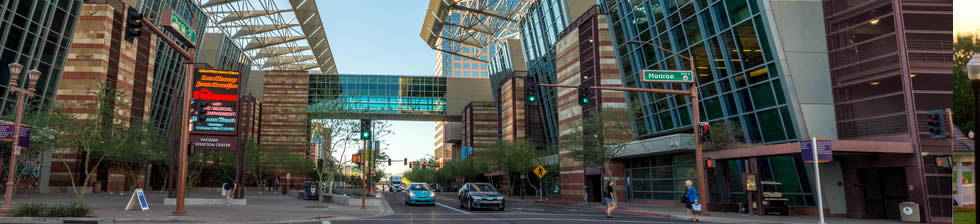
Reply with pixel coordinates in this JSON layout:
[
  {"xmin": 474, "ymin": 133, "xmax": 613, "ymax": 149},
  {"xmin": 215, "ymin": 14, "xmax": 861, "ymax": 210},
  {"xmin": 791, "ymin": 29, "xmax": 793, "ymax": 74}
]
[
  {"xmin": 420, "ymin": 0, "xmax": 529, "ymax": 63},
  {"xmin": 197, "ymin": 0, "xmax": 337, "ymax": 73}
]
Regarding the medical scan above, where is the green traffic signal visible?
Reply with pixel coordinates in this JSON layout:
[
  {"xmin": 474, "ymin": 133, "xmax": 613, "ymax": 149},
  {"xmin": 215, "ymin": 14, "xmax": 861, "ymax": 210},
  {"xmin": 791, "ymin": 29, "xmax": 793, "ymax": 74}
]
[
  {"xmin": 582, "ymin": 98, "xmax": 589, "ymax": 104},
  {"xmin": 361, "ymin": 131, "xmax": 370, "ymax": 139},
  {"xmin": 528, "ymin": 95, "xmax": 536, "ymax": 102}
]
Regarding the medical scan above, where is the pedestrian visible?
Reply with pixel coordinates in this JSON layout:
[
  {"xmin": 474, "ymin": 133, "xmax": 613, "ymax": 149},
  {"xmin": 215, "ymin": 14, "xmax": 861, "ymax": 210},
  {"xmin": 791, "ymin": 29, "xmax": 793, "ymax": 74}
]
[
  {"xmin": 604, "ymin": 180, "xmax": 617, "ymax": 218},
  {"xmin": 683, "ymin": 180, "xmax": 700, "ymax": 222},
  {"xmin": 223, "ymin": 182, "xmax": 238, "ymax": 206},
  {"xmin": 260, "ymin": 179, "xmax": 268, "ymax": 194},
  {"xmin": 274, "ymin": 177, "xmax": 280, "ymax": 192}
]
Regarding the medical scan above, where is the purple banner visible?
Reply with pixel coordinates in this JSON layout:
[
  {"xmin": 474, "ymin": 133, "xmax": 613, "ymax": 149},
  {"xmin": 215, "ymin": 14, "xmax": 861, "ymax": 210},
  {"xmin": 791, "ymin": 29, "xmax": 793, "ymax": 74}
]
[
  {"xmin": 0, "ymin": 123, "xmax": 31, "ymax": 148},
  {"xmin": 801, "ymin": 139, "xmax": 832, "ymax": 163}
]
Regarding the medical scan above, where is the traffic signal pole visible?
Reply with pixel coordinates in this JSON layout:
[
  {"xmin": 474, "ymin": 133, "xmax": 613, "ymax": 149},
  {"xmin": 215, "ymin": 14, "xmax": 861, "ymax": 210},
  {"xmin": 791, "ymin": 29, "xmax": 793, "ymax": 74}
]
[
  {"xmin": 361, "ymin": 140, "xmax": 367, "ymax": 210},
  {"xmin": 139, "ymin": 15, "xmax": 195, "ymax": 215}
]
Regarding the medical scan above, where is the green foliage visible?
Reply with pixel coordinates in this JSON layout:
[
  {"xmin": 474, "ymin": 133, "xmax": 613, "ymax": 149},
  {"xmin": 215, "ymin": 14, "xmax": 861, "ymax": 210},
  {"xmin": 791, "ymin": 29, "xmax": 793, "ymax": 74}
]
[
  {"xmin": 704, "ymin": 120, "xmax": 746, "ymax": 151},
  {"xmin": 9, "ymin": 202, "xmax": 45, "ymax": 217},
  {"xmin": 954, "ymin": 34, "xmax": 978, "ymax": 134},
  {"xmin": 44, "ymin": 202, "xmax": 91, "ymax": 217},
  {"xmin": 560, "ymin": 107, "xmax": 634, "ymax": 168},
  {"xmin": 8, "ymin": 202, "xmax": 91, "ymax": 217}
]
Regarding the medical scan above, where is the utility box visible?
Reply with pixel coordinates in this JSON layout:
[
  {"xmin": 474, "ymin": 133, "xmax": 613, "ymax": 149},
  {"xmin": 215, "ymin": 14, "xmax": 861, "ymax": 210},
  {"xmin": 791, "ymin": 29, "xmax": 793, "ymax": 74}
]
[{"xmin": 898, "ymin": 201, "xmax": 920, "ymax": 223}]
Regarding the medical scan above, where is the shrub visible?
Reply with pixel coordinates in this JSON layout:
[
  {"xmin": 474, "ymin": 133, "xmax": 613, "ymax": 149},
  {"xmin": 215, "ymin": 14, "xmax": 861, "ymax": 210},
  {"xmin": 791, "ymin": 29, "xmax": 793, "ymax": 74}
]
[
  {"xmin": 9, "ymin": 202, "xmax": 45, "ymax": 217},
  {"xmin": 45, "ymin": 202, "xmax": 91, "ymax": 217}
]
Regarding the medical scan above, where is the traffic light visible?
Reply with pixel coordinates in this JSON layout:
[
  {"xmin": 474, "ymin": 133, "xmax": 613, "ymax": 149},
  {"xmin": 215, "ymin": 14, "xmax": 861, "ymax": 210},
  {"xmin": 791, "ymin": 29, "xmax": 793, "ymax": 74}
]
[
  {"xmin": 700, "ymin": 122, "xmax": 711, "ymax": 143},
  {"xmin": 705, "ymin": 159, "xmax": 716, "ymax": 168},
  {"xmin": 352, "ymin": 154, "xmax": 361, "ymax": 164},
  {"xmin": 360, "ymin": 119, "xmax": 372, "ymax": 140},
  {"xmin": 404, "ymin": 158, "xmax": 407, "ymax": 166},
  {"xmin": 388, "ymin": 158, "xmax": 392, "ymax": 166},
  {"xmin": 577, "ymin": 83, "xmax": 592, "ymax": 106},
  {"xmin": 125, "ymin": 7, "xmax": 143, "ymax": 42},
  {"xmin": 422, "ymin": 162, "xmax": 427, "ymax": 169},
  {"xmin": 927, "ymin": 110, "xmax": 947, "ymax": 139},
  {"xmin": 526, "ymin": 79, "xmax": 538, "ymax": 105}
]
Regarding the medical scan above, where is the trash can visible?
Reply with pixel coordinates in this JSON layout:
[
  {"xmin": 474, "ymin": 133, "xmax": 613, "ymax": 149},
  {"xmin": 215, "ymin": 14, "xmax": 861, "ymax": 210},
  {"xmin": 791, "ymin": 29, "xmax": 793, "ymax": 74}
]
[{"xmin": 898, "ymin": 201, "xmax": 920, "ymax": 223}]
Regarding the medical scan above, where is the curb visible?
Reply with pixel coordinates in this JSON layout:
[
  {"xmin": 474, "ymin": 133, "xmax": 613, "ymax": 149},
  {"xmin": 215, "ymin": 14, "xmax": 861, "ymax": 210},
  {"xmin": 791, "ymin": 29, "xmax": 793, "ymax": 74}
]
[
  {"xmin": 534, "ymin": 201, "xmax": 578, "ymax": 205},
  {"xmin": 589, "ymin": 207, "xmax": 672, "ymax": 219}
]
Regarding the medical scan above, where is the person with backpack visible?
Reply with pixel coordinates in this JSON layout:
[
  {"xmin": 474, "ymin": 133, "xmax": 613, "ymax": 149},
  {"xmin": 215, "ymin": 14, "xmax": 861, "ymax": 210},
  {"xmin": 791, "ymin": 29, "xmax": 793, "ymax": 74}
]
[
  {"xmin": 683, "ymin": 180, "xmax": 700, "ymax": 222},
  {"xmin": 604, "ymin": 180, "xmax": 617, "ymax": 218}
]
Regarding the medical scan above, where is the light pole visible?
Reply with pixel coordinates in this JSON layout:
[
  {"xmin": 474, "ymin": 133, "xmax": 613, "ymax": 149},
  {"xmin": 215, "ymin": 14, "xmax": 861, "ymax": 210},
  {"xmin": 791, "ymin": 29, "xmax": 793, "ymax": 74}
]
[
  {"xmin": 625, "ymin": 40, "xmax": 708, "ymax": 208},
  {"xmin": 1, "ymin": 63, "xmax": 41, "ymax": 213},
  {"xmin": 967, "ymin": 53, "xmax": 980, "ymax": 151}
]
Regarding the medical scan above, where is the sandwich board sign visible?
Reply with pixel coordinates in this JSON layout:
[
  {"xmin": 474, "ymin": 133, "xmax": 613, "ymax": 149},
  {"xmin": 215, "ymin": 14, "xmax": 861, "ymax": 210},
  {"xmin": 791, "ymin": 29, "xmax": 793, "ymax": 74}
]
[{"xmin": 125, "ymin": 188, "xmax": 149, "ymax": 211}]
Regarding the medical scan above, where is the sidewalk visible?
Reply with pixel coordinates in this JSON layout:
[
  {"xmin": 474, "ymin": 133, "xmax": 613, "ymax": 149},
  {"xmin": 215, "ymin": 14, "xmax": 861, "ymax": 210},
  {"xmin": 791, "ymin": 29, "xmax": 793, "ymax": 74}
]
[
  {"xmin": 0, "ymin": 190, "xmax": 384, "ymax": 223},
  {"xmin": 506, "ymin": 195, "xmax": 902, "ymax": 224}
]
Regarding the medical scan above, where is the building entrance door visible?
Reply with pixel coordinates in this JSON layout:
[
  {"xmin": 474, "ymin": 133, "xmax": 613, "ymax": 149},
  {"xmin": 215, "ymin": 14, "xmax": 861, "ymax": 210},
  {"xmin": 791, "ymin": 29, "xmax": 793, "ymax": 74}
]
[
  {"xmin": 859, "ymin": 168, "xmax": 908, "ymax": 220},
  {"xmin": 586, "ymin": 174, "xmax": 602, "ymax": 202}
]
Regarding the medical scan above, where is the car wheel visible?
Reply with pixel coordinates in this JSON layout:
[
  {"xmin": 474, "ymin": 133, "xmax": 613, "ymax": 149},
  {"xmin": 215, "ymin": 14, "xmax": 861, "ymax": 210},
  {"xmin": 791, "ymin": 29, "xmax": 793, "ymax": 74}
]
[{"xmin": 498, "ymin": 206, "xmax": 505, "ymax": 211}]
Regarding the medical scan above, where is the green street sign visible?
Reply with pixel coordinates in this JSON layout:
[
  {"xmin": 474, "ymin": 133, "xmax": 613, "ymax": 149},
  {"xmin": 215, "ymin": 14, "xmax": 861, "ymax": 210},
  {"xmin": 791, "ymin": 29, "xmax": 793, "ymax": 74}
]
[
  {"xmin": 169, "ymin": 11, "xmax": 196, "ymax": 43},
  {"xmin": 642, "ymin": 70, "xmax": 694, "ymax": 83}
]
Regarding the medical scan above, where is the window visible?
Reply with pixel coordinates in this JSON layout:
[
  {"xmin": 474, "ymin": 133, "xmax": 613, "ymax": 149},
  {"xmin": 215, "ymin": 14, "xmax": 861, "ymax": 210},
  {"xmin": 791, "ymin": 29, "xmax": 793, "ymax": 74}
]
[
  {"xmin": 463, "ymin": 64, "xmax": 470, "ymax": 69},
  {"xmin": 463, "ymin": 72, "xmax": 470, "ymax": 76},
  {"xmin": 472, "ymin": 63, "xmax": 479, "ymax": 68},
  {"xmin": 454, "ymin": 71, "xmax": 460, "ymax": 76},
  {"xmin": 481, "ymin": 56, "xmax": 487, "ymax": 60},
  {"xmin": 463, "ymin": 48, "xmax": 470, "ymax": 53},
  {"xmin": 481, "ymin": 72, "xmax": 488, "ymax": 76},
  {"xmin": 482, "ymin": 64, "xmax": 488, "ymax": 69},
  {"xmin": 455, "ymin": 63, "xmax": 461, "ymax": 68},
  {"xmin": 455, "ymin": 56, "xmax": 461, "ymax": 60}
]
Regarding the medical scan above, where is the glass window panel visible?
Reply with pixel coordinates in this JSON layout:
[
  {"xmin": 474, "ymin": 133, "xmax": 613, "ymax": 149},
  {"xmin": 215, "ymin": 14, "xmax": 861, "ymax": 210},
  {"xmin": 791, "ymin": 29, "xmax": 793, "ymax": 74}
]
[
  {"xmin": 722, "ymin": 32, "xmax": 743, "ymax": 72},
  {"xmin": 725, "ymin": 0, "xmax": 750, "ymax": 24},
  {"xmin": 654, "ymin": 167, "xmax": 673, "ymax": 179},
  {"xmin": 750, "ymin": 82, "xmax": 777, "ymax": 109},
  {"xmin": 633, "ymin": 167, "xmax": 651, "ymax": 179},
  {"xmin": 780, "ymin": 107, "xmax": 797, "ymax": 140},
  {"xmin": 672, "ymin": 26, "xmax": 687, "ymax": 50},
  {"xmin": 659, "ymin": 112, "xmax": 674, "ymax": 130},
  {"xmin": 772, "ymin": 80, "xmax": 786, "ymax": 104},
  {"xmin": 654, "ymin": 156, "xmax": 673, "ymax": 166},
  {"xmin": 722, "ymin": 93, "xmax": 738, "ymax": 116},
  {"xmin": 634, "ymin": 180, "xmax": 653, "ymax": 191},
  {"xmin": 733, "ymin": 21, "xmax": 764, "ymax": 69},
  {"xmin": 743, "ymin": 113, "xmax": 762, "ymax": 142},
  {"xmin": 748, "ymin": 66, "xmax": 769, "ymax": 84},
  {"xmin": 757, "ymin": 108, "xmax": 787, "ymax": 141},
  {"xmin": 678, "ymin": 105, "xmax": 692, "ymax": 126},
  {"xmin": 653, "ymin": 180, "xmax": 674, "ymax": 191},
  {"xmin": 684, "ymin": 18, "xmax": 703, "ymax": 46},
  {"xmin": 653, "ymin": 192, "xmax": 675, "ymax": 200},
  {"xmin": 704, "ymin": 97, "xmax": 724, "ymax": 120},
  {"xmin": 754, "ymin": 17, "xmax": 774, "ymax": 62}
]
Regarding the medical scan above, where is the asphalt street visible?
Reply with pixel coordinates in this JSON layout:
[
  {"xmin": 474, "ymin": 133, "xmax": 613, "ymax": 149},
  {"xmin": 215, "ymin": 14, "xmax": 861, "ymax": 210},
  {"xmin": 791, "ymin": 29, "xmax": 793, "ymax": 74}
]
[{"xmin": 325, "ymin": 191, "xmax": 693, "ymax": 224}]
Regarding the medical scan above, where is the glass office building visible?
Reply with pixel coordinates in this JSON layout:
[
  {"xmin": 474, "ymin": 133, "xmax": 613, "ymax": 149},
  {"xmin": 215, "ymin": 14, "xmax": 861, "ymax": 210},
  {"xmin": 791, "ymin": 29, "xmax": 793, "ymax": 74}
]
[
  {"xmin": 308, "ymin": 74, "xmax": 448, "ymax": 116},
  {"xmin": 600, "ymin": 0, "xmax": 816, "ymax": 206},
  {"xmin": 519, "ymin": 0, "xmax": 572, "ymax": 149},
  {"xmin": 0, "ymin": 0, "xmax": 83, "ymax": 119}
]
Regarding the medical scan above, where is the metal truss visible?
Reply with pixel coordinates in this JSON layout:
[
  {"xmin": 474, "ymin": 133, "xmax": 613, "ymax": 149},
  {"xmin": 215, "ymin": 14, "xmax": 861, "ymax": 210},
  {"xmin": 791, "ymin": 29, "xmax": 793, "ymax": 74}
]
[
  {"xmin": 196, "ymin": 0, "xmax": 337, "ymax": 74},
  {"xmin": 421, "ymin": 0, "xmax": 530, "ymax": 63}
]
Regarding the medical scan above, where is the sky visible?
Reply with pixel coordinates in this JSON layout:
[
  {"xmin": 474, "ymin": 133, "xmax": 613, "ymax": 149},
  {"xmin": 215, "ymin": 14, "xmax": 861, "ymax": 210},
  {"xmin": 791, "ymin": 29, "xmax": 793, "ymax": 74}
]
[
  {"xmin": 317, "ymin": 0, "xmax": 438, "ymax": 177},
  {"xmin": 955, "ymin": 0, "xmax": 980, "ymax": 36}
]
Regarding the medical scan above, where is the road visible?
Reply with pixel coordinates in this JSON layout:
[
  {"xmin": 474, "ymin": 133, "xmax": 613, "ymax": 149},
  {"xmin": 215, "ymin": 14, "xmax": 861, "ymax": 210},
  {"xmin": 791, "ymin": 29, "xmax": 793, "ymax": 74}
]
[{"xmin": 325, "ymin": 191, "xmax": 690, "ymax": 224}]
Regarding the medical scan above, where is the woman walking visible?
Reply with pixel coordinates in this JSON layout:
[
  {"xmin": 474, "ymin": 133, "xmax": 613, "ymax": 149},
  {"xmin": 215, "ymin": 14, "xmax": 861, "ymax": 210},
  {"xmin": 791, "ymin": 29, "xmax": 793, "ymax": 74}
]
[
  {"xmin": 684, "ymin": 180, "xmax": 700, "ymax": 222},
  {"xmin": 604, "ymin": 180, "xmax": 617, "ymax": 218}
]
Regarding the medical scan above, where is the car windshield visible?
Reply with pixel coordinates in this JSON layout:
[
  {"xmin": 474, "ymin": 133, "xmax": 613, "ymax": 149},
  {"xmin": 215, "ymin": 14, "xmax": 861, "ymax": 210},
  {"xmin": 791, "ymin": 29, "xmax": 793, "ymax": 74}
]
[
  {"xmin": 409, "ymin": 184, "xmax": 430, "ymax": 191},
  {"xmin": 470, "ymin": 184, "xmax": 497, "ymax": 192}
]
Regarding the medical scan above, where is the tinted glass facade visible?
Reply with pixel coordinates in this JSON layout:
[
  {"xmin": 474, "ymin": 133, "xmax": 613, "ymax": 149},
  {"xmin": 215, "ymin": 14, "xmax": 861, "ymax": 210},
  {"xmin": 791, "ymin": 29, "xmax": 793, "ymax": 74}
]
[
  {"xmin": 0, "ymin": 0, "xmax": 82, "ymax": 120},
  {"xmin": 602, "ymin": 0, "xmax": 797, "ymax": 144},
  {"xmin": 520, "ymin": 0, "xmax": 570, "ymax": 149},
  {"xmin": 308, "ymin": 74, "xmax": 448, "ymax": 115},
  {"xmin": 137, "ymin": 0, "xmax": 209, "ymax": 132}
]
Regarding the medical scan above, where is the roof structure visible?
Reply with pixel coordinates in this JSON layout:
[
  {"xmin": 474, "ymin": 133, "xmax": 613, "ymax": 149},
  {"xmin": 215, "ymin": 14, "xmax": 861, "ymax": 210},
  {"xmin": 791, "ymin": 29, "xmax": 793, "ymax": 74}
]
[
  {"xmin": 196, "ymin": 0, "xmax": 337, "ymax": 74},
  {"xmin": 420, "ymin": 0, "xmax": 529, "ymax": 63}
]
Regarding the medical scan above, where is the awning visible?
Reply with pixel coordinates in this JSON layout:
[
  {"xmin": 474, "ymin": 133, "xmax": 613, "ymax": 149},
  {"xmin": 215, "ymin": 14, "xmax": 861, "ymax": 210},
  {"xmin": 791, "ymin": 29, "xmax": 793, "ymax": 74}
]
[{"xmin": 704, "ymin": 139, "xmax": 915, "ymax": 160}]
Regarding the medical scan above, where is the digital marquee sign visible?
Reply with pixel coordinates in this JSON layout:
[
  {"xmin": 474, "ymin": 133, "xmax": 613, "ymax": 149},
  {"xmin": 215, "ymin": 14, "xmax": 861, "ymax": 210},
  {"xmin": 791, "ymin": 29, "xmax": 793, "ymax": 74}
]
[{"xmin": 191, "ymin": 68, "xmax": 241, "ymax": 136}]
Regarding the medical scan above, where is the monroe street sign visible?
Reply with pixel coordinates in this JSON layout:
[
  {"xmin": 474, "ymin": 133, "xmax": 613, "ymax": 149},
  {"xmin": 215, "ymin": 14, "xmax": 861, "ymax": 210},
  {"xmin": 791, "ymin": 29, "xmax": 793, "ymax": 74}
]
[{"xmin": 642, "ymin": 70, "xmax": 694, "ymax": 83}]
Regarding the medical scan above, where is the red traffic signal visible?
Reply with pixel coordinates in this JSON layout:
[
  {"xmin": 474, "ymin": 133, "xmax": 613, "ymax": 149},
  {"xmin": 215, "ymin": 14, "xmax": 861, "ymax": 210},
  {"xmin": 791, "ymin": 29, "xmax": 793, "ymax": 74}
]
[{"xmin": 422, "ymin": 162, "xmax": 427, "ymax": 169}]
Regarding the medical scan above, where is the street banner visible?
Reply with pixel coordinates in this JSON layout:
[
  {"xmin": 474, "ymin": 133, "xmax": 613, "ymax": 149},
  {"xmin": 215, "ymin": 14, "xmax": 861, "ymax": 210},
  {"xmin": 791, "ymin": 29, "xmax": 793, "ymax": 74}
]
[
  {"xmin": 801, "ymin": 139, "xmax": 832, "ymax": 163},
  {"xmin": 191, "ymin": 68, "xmax": 242, "ymax": 136},
  {"xmin": 0, "ymin": 123, "xmax": 31, "ymax": 149}
]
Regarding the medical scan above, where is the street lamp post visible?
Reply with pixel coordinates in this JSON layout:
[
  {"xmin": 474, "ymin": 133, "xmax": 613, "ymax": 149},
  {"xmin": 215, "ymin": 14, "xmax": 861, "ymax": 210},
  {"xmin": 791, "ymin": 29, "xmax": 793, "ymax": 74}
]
[
  {"xmin": 967, "ymin": 53, "xmax": 980, "ymax": 152},
  {"xmin": 625, "ymin": 40, "xmax": 708, "ymax": 208},
  {"xmin": 1, "ymin": 63, "xmax": 41, "ymax": 213}
]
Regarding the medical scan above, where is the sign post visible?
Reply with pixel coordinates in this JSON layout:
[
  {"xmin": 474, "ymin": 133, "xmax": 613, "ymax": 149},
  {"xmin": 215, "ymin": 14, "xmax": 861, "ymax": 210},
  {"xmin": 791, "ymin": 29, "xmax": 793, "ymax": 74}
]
[
  {"xmin": 533, "ymin": 165, "xmax": 547, "ymax": 201},
  {"xmin": 801, "ymin": 138, "xmax": 831, "ymax": 224}
]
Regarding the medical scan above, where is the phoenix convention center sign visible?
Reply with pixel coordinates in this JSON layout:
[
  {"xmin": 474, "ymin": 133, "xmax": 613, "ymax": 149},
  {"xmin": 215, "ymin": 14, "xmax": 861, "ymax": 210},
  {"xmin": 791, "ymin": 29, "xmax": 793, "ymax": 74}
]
[{"xmin": 190, "ymin": 68, "xmax": 241, "ymax": 150}]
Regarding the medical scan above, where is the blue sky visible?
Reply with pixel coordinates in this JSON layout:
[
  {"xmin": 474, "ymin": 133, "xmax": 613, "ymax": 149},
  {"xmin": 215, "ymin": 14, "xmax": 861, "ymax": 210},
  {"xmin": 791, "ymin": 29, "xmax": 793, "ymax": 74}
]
[{"xmin": 318, "ymin": 0, "xmax": 437, "ymax": 176}]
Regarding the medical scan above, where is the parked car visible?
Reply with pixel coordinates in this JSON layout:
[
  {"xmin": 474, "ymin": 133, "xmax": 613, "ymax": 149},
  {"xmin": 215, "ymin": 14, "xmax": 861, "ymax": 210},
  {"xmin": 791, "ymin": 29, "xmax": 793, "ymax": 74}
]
[
  {"xmin": 457, "ymin": 182, "xmax": 505, "ymax": 211},
  {"xmin": 404, "ymin": 183, "xmax": 435, "ymax": 206},
  {"xmin": 761, "ymin": 181, "xmax": 790, "ymax": 216}
]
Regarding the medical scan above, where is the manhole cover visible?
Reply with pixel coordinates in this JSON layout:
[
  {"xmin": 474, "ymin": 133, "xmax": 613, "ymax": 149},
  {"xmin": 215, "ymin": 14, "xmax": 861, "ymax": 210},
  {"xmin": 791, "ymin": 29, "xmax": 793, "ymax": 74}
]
[{"xmin": 305, "ymin": 205, "xmax": 330, "ymax": 208}]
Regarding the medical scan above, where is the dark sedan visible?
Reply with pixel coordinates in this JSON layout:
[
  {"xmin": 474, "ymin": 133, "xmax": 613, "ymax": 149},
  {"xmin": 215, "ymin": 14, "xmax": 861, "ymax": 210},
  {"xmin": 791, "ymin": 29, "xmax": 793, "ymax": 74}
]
[{"xmin": 457, "ymin": 182, "xmax": 505, "ymax": 211}]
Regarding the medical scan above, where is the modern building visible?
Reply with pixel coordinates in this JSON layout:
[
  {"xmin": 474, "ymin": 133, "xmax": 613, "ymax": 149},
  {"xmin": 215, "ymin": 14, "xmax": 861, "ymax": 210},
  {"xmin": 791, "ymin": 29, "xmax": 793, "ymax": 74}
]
[
  {"xmin": 519, "ymin": 0, "xmax": 595, "ymax": 150},
  {"xmin": 591, "ymin": 0, "xmax": 953, "ymax": 222},
  {"xmin": 1, "ymin": 0, "xmax": 84, "ymax": 194},
  {"xmin": 0, "ymin": 0, "xmax": 83, "ymax": 119},
  {"xmin": 197, "ymin": 33, "xmax": 252, "ymax": 91},
  {"xmin": 553, "ymin": 5, "xmax": 628, "ymax": 202}
]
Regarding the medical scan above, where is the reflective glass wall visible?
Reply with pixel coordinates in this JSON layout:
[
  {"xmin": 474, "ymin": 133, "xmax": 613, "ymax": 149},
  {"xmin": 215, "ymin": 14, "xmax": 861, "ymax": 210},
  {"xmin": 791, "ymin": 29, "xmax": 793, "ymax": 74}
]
[{"xmin": 308, "ymin": 74, "xmax": 448, "ymax": 115}]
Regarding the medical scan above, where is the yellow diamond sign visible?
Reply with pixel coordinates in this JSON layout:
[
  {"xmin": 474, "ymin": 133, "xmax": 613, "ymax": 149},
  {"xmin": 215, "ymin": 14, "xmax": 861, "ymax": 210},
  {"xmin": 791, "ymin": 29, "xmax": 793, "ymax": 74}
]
[{"xmin": 533, "ymin": 165, "xmax": 547, "ymax": 179}]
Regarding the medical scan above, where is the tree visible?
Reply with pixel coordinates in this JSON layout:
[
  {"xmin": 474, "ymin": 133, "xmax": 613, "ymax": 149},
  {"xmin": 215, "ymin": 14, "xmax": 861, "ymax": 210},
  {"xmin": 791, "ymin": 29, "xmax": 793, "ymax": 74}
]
[
  {"xmin": 559, "ymin": 107, "xmax": 634, "ymax": 180},
  {"xmin": 104, "ymin": 120, "xmax": 169, "ymax": 192},
  {"xmin": 48, "ymin": 81, "xmax": 144, "ymax": 202},
  {"xmin": 954, "ymin": 34, "xmax": 978, "ymax": 134},
  {"xmin": 307, "ymin": 97, "xmax": 394, "ymax": 197},
  {"xmin": 703, "ymin": 120, "xmax": 746, "ymax": 152}
]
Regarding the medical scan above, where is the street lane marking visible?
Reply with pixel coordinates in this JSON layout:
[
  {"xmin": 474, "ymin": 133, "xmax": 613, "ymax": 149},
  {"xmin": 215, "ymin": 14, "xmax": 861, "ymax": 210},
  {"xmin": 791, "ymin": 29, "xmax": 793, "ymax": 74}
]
[
  {"xmin": 321, "ymin": 221, "xmax": 331, "ymax": 224},
  {"xmin": 435, "ymin": 202, "xmax": 471, "ymax": 215}
]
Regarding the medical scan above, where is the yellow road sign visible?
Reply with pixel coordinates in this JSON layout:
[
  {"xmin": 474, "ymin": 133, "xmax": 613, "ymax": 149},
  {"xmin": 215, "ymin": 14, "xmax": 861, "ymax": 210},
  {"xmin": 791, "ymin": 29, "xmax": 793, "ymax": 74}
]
[{"xmin": 533, "ymin": 165, "xmax": 547, "ymax": 179}]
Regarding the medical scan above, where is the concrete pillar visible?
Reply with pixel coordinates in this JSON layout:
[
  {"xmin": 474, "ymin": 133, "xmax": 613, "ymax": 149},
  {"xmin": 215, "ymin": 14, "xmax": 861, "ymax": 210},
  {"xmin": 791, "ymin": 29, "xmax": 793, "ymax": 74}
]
[{"xmin": 39, "ymin": 151, "xmax": 52, "ymax": 193}]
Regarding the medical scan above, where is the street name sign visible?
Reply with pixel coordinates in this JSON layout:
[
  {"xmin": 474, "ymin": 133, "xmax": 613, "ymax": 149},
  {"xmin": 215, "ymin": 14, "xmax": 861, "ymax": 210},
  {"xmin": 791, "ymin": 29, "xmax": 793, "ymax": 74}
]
[
  {"xmin": 533, "ymin": 165, "xmax": 547, "ymax": 179},
  {"xmin": 161, "ymin": 9, "xmax": 196, "ymax": 47},
  {"xmin": 642, "ymin": 70, "xmax": 694, "ymax": 83}
]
